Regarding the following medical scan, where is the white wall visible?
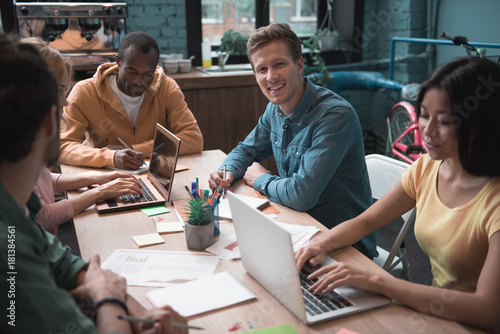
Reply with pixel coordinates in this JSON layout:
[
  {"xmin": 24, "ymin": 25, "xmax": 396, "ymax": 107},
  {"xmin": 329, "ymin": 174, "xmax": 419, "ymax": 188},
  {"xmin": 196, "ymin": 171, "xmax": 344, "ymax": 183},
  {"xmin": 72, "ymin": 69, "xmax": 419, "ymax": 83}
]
[{"xmin": 435, "ymin": 0, "xmax": 500, "ymax": 66}]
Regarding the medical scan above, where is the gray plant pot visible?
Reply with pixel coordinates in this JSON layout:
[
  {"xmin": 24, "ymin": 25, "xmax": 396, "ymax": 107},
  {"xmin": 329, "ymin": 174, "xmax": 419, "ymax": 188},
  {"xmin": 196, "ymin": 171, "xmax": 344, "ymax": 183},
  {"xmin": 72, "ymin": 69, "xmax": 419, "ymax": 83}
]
[{"xmin": 185, "ymin": 221, "xmax": 214, "ymax": 251}]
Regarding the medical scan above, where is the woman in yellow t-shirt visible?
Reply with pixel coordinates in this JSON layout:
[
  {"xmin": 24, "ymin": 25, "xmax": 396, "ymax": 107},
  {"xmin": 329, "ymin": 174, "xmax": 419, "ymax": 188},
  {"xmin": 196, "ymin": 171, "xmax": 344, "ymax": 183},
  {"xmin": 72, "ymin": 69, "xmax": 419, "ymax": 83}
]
[{"xmin": 296, "ymin": 56, "xmax": 500, "ymax": 333}]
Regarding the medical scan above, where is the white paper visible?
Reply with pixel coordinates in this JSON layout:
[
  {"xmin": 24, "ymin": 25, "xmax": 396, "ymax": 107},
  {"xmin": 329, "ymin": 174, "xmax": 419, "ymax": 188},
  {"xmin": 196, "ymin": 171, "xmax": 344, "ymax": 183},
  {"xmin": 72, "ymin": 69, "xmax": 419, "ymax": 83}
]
[
  {"xmin": 102, "ymin": 249, "xmax": 219, "ymax": 287},
  {"xmin": 206, "ymin": 222, "xmax": 319, "ymax": 260},
  {"xmin": 106, "ymin": 161, "xmax": 149, "ymax": 174},
  {"xmin": 146, "ymin": 271, "xmax": 256, "ymax": 317},
  {"xmin": 206, "ymin": 232, "xmax": 240, "ymax": 260},
  {"xmin": 217, "ymin": 194, "xmax": 270, "ymax": 220},
  {"xmin": 275, "ymin": 222, "xmax": 320, "ymax": 251}
]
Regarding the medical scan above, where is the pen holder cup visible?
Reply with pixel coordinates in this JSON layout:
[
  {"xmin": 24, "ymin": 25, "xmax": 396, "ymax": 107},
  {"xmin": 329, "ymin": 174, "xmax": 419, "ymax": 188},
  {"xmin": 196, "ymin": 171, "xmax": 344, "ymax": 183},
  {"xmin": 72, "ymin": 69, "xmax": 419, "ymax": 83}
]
[{"xmin": 210, "ymin": 203, "xmax": 220, "ymax": 237}]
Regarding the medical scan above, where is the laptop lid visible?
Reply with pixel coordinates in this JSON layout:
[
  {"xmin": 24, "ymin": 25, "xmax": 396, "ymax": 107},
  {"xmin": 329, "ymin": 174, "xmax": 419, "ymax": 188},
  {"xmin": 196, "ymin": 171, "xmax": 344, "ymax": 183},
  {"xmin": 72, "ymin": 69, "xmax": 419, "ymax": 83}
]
[
  {"xmin": 227, "ymin": 192, "xmax": 391, "ymax": 325},
  {"xmin": 95, "ymin": 123, "xmax": 180, "ymax": 214},
  {"xmin": 147, "ymin": 123, "xmax": 181, "ymax": 202}
]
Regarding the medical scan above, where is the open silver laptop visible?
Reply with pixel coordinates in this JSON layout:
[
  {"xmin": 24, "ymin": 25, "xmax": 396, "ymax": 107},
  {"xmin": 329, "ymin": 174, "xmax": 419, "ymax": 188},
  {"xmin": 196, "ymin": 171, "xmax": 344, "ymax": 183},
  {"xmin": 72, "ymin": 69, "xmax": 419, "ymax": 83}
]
[
  {"xmin": 96, "ymin": 123, "xmax": 181, "ymax": 214},
  {"xmin": 227, "ymin": 192, "xmax": 391, "ymax": 325}
]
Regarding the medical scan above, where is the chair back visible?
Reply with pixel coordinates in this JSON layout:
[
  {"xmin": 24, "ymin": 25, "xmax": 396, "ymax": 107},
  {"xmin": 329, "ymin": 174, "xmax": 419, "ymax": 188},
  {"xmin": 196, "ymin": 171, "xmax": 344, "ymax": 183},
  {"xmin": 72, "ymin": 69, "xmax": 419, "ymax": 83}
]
[{"xmin": 365, "ymin": 154, "xmax": 413, "ymax": 222}]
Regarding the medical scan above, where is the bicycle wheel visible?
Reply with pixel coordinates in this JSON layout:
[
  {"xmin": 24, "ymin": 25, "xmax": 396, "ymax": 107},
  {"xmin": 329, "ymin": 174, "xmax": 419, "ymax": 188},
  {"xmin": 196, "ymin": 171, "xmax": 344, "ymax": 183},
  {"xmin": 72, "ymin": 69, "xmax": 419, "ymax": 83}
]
[{"xmin": 386, "ymin": 103, "xmax": 415, "ymax": 153}]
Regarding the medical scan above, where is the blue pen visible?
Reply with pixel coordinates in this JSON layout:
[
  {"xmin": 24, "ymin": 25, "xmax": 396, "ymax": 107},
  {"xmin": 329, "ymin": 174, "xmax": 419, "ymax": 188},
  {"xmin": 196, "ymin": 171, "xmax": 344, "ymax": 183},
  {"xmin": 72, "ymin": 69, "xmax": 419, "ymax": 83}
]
[{"xmin": 191, "ymin": 181, "xmax": 199, "ymax": 199}]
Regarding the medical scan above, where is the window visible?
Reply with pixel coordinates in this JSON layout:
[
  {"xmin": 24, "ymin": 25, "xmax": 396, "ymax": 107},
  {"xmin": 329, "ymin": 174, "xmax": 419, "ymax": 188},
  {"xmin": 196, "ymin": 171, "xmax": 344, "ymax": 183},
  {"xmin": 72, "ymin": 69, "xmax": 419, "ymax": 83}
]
[
  {"xmin": 200, "ymin": 0, "xmax": 317, "ymax": 45},
  {"xmin": 186, "ymin": 0, "xmax": 363, "ymax": 66}
]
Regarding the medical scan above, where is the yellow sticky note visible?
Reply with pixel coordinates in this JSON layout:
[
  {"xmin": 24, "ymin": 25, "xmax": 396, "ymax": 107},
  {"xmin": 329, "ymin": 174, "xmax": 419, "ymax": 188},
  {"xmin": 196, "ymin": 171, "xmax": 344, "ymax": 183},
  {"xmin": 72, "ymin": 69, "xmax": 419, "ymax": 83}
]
[
  {"xmin": 132, "ymin": 233, "xmax": 165, "ymax": 247},
  {"xmin": 157, "ymin": 221, "xmax": 184, "ymax": 234}
]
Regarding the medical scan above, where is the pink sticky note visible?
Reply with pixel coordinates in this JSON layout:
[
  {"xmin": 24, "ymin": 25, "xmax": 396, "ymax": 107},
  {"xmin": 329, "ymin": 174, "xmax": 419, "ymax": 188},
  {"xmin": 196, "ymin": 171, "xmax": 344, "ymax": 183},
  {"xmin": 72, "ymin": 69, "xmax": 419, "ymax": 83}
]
[{"xmin": 336, "ymin": 329, "xmax": 360, "ymax": 334}]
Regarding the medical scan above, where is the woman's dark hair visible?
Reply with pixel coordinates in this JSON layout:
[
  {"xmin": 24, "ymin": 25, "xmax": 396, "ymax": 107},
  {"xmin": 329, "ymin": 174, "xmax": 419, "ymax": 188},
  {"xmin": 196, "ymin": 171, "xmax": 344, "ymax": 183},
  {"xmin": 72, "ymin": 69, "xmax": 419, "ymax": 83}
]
[
  {"xmin": 416, "ymin": 57, "xmax": 500, "ymax": 176},
  {"xmin": 0, "ymin": 34, "xmax": 58, "ymax": 163}
]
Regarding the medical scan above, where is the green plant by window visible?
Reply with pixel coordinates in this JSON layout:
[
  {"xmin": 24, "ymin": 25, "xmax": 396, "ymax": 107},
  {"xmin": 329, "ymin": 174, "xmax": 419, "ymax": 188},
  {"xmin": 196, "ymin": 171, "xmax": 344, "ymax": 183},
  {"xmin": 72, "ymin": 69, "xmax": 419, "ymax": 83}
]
[
  {"xmin": 219, "ymin": 29, "xmax": 249, "ymax": 56},
  {"xmin": 302, "ymin": 29, "xmax": 334, "ymax": 88}
]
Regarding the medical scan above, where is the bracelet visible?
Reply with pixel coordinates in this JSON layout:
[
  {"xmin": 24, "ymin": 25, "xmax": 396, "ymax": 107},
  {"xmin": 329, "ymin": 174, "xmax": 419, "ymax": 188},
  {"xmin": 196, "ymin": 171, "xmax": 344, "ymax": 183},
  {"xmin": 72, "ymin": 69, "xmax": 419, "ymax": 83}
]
[{"xmin": 93, "ymin": 297, "xmax": 129, "ymax": 315}]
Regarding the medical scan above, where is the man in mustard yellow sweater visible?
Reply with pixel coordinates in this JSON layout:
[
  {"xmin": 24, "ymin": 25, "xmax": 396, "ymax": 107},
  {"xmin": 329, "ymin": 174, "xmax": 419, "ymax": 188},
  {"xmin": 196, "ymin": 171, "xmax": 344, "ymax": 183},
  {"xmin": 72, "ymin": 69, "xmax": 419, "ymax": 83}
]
[{"xmin": 60, "ymin": 32, "xmax": 203, "ymax": 170}]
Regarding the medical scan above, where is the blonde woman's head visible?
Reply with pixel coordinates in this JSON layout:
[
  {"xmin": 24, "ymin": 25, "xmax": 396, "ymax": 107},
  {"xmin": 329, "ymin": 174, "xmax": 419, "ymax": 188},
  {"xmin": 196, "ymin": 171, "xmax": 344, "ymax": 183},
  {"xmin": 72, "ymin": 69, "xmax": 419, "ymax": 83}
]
[{"xmin": 22, "ymin": 37, "xmax": 72, "ymax": 128}]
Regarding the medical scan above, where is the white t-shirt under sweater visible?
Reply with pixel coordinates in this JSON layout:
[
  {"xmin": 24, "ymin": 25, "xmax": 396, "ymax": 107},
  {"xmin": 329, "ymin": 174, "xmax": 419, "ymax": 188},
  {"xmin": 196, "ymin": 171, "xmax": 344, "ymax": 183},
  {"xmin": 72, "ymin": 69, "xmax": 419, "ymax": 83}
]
[{"xmin": 107, "ymin": 74, "xmax": 144, "ymax": 126}]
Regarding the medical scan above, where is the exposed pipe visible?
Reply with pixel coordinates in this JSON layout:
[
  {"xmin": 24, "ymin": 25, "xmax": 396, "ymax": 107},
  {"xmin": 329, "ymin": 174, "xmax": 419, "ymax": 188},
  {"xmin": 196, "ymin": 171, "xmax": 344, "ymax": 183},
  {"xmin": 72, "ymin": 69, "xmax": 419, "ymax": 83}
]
[
  {"xmin": 389, "ymin": 37, "xmax": 500, "ymax": 79},
  {"xmin": 324, "ymin": 51, "xmax": 432, "ymax": 75}
]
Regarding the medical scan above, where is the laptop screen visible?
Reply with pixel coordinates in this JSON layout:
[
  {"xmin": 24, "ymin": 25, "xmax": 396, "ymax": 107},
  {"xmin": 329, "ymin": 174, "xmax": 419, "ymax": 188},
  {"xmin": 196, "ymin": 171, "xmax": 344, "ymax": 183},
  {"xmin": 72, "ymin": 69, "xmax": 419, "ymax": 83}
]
[{"xmin": 147, "ymin": 124, "xmax": 181, "ymax": 202}]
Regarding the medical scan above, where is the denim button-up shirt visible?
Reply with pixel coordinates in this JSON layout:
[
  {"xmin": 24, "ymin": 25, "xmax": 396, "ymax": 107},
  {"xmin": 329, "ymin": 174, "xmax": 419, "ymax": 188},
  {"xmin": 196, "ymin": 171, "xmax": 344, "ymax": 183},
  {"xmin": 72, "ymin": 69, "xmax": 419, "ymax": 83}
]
[{"xmin": 223, "ymin": 78, "xmax": 376, "ymax": 258}]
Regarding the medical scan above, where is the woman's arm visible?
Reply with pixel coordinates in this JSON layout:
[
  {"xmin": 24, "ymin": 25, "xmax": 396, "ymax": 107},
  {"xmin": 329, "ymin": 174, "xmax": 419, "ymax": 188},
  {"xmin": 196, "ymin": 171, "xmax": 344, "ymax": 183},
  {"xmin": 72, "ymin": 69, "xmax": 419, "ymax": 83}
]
[
  {"xmin": 55, "ymin": 172, "xmax": 143, "ymax": 215},
  {"xmin": 67, "ymin": 177, "xmax": 143, "ymax": 215},
  {"xmin": 55, "ymin": 171, "xmax": 138, "ymax": 192},
  {"xmin": 307, "ymin": 231, "xmax": 500, "ymax": 332},
  {"xmin": 296, "ymin": 181, "xmax": 416, "ymax": 268}
]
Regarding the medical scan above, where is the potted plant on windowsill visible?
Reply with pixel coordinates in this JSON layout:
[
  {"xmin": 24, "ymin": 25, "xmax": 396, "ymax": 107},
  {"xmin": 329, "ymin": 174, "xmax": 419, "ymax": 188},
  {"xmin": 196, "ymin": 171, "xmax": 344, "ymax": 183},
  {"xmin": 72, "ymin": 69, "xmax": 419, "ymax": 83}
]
[
  {"xmin": 218, "ymin": 29, "xmax": 250, "ymax": 65},
  {"xmin": 302, "ymin": 0, "xmax": 341, "ymax": 87},
  {"xmin": 184, "ymin": 198, "xmax": 215, "ymax": 251},
  {"xmin": 302, "ymin": 32, "xmax": 334, "ymax": 88}
]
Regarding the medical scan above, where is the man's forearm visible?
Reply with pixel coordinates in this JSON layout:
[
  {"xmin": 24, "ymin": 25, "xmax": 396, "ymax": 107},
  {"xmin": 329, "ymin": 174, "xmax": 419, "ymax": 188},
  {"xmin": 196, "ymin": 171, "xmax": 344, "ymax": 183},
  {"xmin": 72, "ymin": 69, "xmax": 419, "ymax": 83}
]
[{"xmin": 125, "ymin": 294, "xmax": 148, "ymax": 334}]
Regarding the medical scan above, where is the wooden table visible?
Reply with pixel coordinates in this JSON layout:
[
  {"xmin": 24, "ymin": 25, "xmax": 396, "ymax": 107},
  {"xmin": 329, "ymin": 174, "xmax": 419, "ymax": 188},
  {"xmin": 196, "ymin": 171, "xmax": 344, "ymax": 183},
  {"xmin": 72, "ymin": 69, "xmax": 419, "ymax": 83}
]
[{"xmin": 62, "ymin": 150, "xmax": 483, "ymax": 334}]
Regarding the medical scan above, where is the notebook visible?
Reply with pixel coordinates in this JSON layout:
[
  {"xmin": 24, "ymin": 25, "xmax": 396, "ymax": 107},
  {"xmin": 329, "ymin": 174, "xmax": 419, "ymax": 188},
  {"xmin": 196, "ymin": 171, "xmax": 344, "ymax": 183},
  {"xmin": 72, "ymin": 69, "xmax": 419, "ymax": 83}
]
[
  {"xmin": 95, "ymin": 123, "xmax": 181, "ymax": 214},
  {"xmin": 227, "ymin": 192, "xmax": 391, "ymax": 325}
]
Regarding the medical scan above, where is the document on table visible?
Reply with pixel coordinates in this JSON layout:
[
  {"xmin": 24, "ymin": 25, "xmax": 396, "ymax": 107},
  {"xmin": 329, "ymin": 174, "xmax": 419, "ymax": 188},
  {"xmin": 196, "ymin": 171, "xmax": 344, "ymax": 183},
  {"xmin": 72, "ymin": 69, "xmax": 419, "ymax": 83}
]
[
  {"xmin": 217, "ymin": 193, "xmax": 270, "ymax": 220},
  {"xmin": 206, "ymin": 232, "xmax": 240, "ymax": 260},
  {"xmin": 274, "ymin": 222, "xmax": 320, "ymax": 250},
  {"xmin": 102, "ymin": 249, "xmax": 219, "ymax": 287},
  {"xmin": 147, "ymin": 271, "xmax": 256, "ymax": 318},
  {"xmin": 206, "ymin": 222, "xmax": 319, "ymax": 260}
]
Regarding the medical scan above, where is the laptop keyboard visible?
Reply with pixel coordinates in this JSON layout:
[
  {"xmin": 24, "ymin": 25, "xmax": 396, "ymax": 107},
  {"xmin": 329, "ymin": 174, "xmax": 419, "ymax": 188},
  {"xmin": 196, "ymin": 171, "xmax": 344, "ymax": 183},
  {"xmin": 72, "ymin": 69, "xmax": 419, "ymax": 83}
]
[
  {"xmin": 300, "ymin": 271, "xmax": 353, "ymax": 316},
  {"xmin": 120, "ymin": 179, "xmax": 158, "ymax": 204}
]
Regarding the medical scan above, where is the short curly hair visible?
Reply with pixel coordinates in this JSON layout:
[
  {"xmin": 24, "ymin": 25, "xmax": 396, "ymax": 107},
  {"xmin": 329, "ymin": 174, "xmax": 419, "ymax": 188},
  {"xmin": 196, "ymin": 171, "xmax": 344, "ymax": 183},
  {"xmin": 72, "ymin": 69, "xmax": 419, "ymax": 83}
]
[{"xmin": 118, "ymin": 31, "xmax": 159, "ymax": 63}]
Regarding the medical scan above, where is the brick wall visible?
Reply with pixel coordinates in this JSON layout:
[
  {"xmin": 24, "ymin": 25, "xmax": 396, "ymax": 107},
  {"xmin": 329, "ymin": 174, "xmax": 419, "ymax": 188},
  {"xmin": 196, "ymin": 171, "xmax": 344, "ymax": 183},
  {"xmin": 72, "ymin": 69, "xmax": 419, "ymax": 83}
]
[{"xmin": 124, "ymin": 0, "xmax": 188, "ymax": 56}]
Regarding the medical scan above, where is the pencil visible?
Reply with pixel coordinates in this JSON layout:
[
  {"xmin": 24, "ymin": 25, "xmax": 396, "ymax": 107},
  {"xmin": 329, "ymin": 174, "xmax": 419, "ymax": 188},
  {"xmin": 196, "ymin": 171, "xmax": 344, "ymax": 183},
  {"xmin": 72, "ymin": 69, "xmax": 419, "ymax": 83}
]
[
  {"xmin": 222, "ymin": 165, "xmax": 227, "ymax": 196},
  {"xmin": 185, "ymin": 185, "xmax": 194, "ymax": 199},
  {"xmin": 116, "ymin": 135, "xmax": 147, "ymax": 168},
  {"xmin": 116, "ymin": 135, "xmax": 133, "ymax": 150},
  {"xmin": 117, "ymin": 315, "xmax": 204, "ymax": 330}
]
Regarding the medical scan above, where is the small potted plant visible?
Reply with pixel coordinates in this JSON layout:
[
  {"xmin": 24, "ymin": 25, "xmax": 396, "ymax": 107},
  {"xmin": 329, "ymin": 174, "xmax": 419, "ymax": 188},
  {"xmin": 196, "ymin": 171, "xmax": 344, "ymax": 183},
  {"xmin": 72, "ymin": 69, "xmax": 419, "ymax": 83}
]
[
  {"xmin": 218, "ymin": 29, "xmax": 249, "ymax": 64},
  {"xmin": 302, "ymin": 34, "xmax": 334, "ymax": 88},
  {"xmin": 302, "ymin": 0, "xmax": 340, "ymax": 87},
  {"xmin": 184, "ymin": 198, "xmax": 215, "ymax": 251}
]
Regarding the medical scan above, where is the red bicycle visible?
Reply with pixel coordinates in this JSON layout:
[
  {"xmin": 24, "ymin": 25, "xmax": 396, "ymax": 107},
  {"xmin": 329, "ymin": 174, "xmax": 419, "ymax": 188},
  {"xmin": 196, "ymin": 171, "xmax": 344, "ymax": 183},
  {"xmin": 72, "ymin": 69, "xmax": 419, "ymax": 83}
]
[
  {"xmin": 386, "ymin": 97, "xmax": 426, "ymax": 165},
  {"xmin": 386, "ymin": 32, "xmax": 500, "ymax": 164}
]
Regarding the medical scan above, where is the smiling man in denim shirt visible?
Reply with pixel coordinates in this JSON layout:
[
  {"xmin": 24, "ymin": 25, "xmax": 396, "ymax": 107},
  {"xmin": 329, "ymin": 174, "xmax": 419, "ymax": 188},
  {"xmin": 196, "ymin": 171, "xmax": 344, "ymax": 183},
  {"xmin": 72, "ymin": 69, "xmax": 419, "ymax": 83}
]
[{"xmin": 209, "ymin": 23, "xmax": 376, "ymax": 258}]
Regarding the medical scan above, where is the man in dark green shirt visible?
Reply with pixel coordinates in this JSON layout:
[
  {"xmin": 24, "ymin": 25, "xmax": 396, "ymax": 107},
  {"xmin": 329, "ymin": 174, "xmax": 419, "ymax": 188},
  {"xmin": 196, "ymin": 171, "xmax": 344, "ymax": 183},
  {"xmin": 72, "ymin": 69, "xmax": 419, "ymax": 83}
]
[{"xmin": 0, "ymin": 34, "xmax": 187, "ymax": 334}]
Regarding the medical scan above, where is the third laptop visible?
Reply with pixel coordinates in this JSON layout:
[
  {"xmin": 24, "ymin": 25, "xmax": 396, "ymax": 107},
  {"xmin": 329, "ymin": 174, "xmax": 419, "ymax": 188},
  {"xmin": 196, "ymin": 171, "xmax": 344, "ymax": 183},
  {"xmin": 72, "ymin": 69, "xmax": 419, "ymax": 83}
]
[{"xmin": 227, "ymin": 191, "xmax": 391, "ymax": 325}]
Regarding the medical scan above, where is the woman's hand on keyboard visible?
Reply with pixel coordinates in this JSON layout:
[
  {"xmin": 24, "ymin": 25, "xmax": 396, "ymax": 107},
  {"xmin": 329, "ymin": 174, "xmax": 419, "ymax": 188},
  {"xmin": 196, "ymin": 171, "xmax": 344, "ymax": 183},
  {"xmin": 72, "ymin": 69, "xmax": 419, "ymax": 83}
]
[
  {"xmin": 92, "ymin": 177, "xmax": 143, "ymax": 202},
  {"xmin": 306, "ymin": 262, "xmax": 388, "ymax": 295},
  {"xmin": 295, "ymin": 241, "xmax": 326, "ymax": 273}
]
